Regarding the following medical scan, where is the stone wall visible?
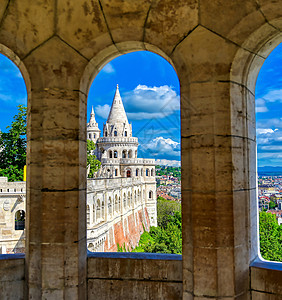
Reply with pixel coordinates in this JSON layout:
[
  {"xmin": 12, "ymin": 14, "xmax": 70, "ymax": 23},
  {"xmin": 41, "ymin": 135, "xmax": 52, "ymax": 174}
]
[{"xmin": 0, "ymin": 0, "xmax": 282, "ymax": 299}]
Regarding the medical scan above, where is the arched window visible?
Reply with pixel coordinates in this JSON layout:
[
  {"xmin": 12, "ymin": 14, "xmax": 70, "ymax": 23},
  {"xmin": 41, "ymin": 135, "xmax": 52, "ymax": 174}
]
[
  {"xmin": 141, "ymin": 169, "xmax": 143, "ymax": 176},
  {"xmin": 146, "ymin": 169, "xmax": 149, "ymax": 176},
  {"xmin": 122, "ymin": 150, "xmax": 127, "ymax": 158},
  {"xmin": 124, "ymin": 131, "xmax": 127, "ymax": 136},
  {"xmin": 88, "ymin": 134, "xmax": 91, "ymax": 139},
  {"xmin": 128, "ymin": 150, "xmax": 132, "ymax": 158},
  {"xmin": 115, "ymin": 169, "xmax": 118, "ymax": 176},
  {"xmin": 114, "ymin": 150, "xmax": 118, "ymax": 158},
  {"xmin": 136, "ymin": 169, "xmax": 139, "ymax": 176},
  {"xmin": 135, "ymin": 150, "xmax": 137, "ymax": 157},
  {"xmin": 94, "ymin": 133, "xmax": 96, "ymax": 138},
  {"xmin": 15, "ymin": 210, "xmax": 25, "ymax": 230},
  {"xmin": 149, "ymin": 191, "xmax": 153, "ymax": 199},
  {"xmin": 105, "ymin": 131, "xmax": 107, "ymax": 137},
  {"xmin": 114, "ymin": 130, "xmax": 117, "ymax": 136},
  {"xmin": 151, "ymin": 169, "xmax": 154, "ymax": 176},
  {"xmin": 109, "ymin": 150, "xmax": 112, "ymax": 158},
  {"xmin": 127, "ymin": 170, "xmax": 131, "ymax": 178}
]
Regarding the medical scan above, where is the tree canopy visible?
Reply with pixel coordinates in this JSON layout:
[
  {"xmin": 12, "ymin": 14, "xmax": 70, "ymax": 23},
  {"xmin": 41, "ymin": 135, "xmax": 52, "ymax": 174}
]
[
  {"xmin": 0, "ymin": 105, "xmax": 26, "ymax": 181},
  {"xmin": 259, "ymin": 211, "xmax": 282, "ymax": 262},
  {"xmin": 87, "ymin": 140, "xmax": 101, "ymax": 178}
]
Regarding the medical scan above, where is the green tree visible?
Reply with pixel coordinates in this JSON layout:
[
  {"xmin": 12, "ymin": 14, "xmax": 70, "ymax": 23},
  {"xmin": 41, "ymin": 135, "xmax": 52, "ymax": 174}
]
[
  {"xmin": 157, "ymin": 196, "xmax": 181, "ymax": 228},
  {"xmin": 259, "ymin": 211, "xmax": 282, "ymax": 262},
  {"xmin": 0, "ymin": 105, "xmax": 26, "ymax": 181},
  {"xmin": 87, "ymin": 140, "xmax": 101, "ymax": 178}
]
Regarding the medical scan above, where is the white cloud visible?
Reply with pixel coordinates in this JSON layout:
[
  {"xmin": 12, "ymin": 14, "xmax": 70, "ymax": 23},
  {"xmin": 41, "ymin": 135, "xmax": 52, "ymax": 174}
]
[
  {"xmin": 123, "ymin": 85, "xmax": 180, "ymax": 120},
  {"xmin": 255, "ymin": 98, "xmax": 268, "ymax": 113},
  {"xmin": 259, "ymin": 89, "xmax": 282, "ymax": 103},
  {"xmin": 101, "ymin": 63, "xmax": 115, "ymax": 74},
  {"xmin": 256, "ymin": 128, "xmax": 278, "ymax": 135},
  {"xmin": 155, "ymin": 159, "xmax": 181, "ymax": 167},
  {"xmin": 142, "ymin": 136, "xmax": 180, "ymax": 157},
  {"xmin": 95, "ymin": 104, "xmax": 110, "ymax": 119}
]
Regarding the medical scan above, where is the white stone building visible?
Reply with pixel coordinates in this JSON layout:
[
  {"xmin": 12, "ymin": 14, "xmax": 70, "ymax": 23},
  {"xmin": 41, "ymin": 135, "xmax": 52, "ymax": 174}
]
[{"xmin": 0, "ymin": 85, "xmax": 157, "ymax": 253}]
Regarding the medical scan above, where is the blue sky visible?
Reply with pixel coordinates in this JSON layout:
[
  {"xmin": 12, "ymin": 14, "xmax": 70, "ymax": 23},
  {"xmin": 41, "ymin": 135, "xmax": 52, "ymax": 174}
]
[
  {"xmin": 255, "ymin": 42, "xmax": 282, "ymax": 167},
  {"xmin": 0, "ymin": 45, "xmax": 281, "ymax": 167}
]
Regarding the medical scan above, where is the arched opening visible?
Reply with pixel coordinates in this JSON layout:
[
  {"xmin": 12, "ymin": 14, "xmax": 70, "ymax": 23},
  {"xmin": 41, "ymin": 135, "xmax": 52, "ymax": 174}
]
[
  {"xmin": 109, "ymin": 150, "xmax": 113, "ymax": 158},
  {"xmin": 128, "ymin": 150, "xmax": 133, "ymax": 158},
  {"xmin": 85, "ymin": 49, "xmax": 181, "ymax": 254},
  {"xmin": 255, "ymin": 42, "xmax": 282, "ymax": 262},
  {"xmin": 149, "ymin": 191, "xmax": 153, "ymax": 199},
  {"xmin": 0, "ymin": 52, "xmax": 29, "ymax": 253},
  {"xmin": 15, "ymin": 210, "xmax": 25, "ymax": 230}
]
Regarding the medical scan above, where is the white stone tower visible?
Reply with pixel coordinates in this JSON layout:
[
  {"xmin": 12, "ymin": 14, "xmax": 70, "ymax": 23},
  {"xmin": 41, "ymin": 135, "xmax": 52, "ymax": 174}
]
[
  {"xmin": 87, "ymin": 85, "xmax": 157, "ymax": 226},
  {"xmin": 87, "ymin": 106, "xmax": 100, "ymax": 143}
]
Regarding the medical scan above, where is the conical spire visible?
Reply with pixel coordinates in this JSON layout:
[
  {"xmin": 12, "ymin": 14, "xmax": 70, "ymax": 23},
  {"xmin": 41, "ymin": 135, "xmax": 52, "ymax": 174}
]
[
  {"xmin": 88, "ymin": 106, "xmax": 98, "ymax": 127},
  {"xmin": 107, "ymin": 85, "xmax": 129, "ymax": 125}
]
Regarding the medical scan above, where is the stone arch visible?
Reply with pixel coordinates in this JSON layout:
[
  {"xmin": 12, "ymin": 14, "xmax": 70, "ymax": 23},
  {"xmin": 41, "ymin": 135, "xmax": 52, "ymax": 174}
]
[
  {"xmin": 122, "ymin": 149, "xmax": 127, "ymax": 158},
  {"xmin": 128, "ymin": 150, "xmax": 133, "ymax": 158},
  {"xmin": 230, "ymin": 28, "xmax": 282, "ymax": 266},
  {"xmin": 15, "ymin": 210, "xmax": 25, "ymax": 230},
  {"xmin": 126, "ymin": 169, "xmax": 131, "ymax": 178}
]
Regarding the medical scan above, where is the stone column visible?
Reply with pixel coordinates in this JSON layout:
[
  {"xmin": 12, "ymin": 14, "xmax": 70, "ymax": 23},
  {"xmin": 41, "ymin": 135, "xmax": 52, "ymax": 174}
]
[
  {"xmin": 172, "ymin": 25, "xmax": 250, "ymax": 299},
  {"xmin": 24, "ymin": 37, "xmax": 88, "ymax": 299}
]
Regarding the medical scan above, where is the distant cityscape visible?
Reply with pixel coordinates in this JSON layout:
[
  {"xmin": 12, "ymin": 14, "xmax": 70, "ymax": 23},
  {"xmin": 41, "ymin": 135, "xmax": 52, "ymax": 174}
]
[{"xmin": 156, "ymin": 165, "xmax": 181, "ymax": 202}]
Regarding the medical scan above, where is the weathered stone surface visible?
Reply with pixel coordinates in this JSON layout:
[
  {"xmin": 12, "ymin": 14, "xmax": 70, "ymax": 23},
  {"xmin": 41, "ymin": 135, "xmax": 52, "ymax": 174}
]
[
  {"xmin": 0, "ymin": 1, "xmax": 282, "ymax": 299},
  {"xmin": 0, "ymin": 0, "xmax": 54, "ymax": 58},
  {"xmin": 57, "ymin": 0, "xmax": 113, "ymax": 60},
  {"xmin": 172, "ymin": 26, "xmax": 238, "ymax": 83},
  {"xmin": 145, "ymin": 0, "xmax": 198, "ymax": 56},
  {"xmin": 100, "ymin": 0, "xmax": 151, "ymax": 45},
  {"xmin": 23, "ymin": 36, "xmax": 87, "ymax": 90}
]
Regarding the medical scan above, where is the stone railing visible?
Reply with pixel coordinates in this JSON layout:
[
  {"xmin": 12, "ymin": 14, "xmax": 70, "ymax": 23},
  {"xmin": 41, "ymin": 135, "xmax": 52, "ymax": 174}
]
[{"xmin": 98, "ymin": 137, "xmax": 138, "ymax": 144}]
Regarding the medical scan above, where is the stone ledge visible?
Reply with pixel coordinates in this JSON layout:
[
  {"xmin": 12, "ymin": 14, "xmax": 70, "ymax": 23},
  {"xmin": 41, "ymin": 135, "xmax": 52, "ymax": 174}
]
[
  {"xmin": 250, "ymin": 257, "xmax": 282, "ymax": 296},
  {"xmin": 88, "ymin": 251, "xmax": 182, "ymax": 261}
]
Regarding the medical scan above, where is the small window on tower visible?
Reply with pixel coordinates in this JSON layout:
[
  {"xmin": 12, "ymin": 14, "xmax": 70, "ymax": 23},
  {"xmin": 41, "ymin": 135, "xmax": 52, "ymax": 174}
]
[
  {"xmin": 94, "ymin": 134, "xmax": 96, "ymax": 138},
  {"xmin": 105, "ymin": 131, "xmax": 107, "ymax": 137},
  {"xmin": 125, "ymin": 131, "xmax": 127, "ymax": 137},
  {"xmin": 115, "ymin": 169, "xmax": 118, "ymax": 176},
  {"xmin": 114, "ymin": 150, "xmax": 118, "ymax": 158},
  {"xmin": 89, "ymin": 134, "xmax": 91, "ymax": 139},
  {"xmin": 114, "ymin": 131, "xmax": 117, "ymax": 136}
]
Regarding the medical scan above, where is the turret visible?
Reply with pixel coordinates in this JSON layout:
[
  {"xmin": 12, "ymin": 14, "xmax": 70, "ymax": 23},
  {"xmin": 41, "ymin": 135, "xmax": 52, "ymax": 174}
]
[
  {"xmin": 103, "ymin": 85, "xmax": 132, "ymax": 138},
  {"xmin": 87, "ymin": 106, "xmax": 101, "ymax": 143}
]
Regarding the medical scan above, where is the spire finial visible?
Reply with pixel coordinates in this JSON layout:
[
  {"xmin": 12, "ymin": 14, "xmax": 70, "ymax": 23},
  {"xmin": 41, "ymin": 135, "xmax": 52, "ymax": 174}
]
[
  {"xmin": 116, "ymin": 84, "xmax": 119, "ymax": 89},
  {"xmin": 91, "ymin": 105, "xmax": 94, "ymax": 115}
]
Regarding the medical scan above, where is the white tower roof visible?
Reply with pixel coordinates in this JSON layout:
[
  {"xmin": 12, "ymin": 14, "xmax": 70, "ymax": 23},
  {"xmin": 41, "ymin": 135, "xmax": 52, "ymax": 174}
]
[
  {"xmin": 88, "ymin": 106, "xmax": 100, "ymax": 130},
  {"xmin": 106, "ymin": 85, "xmax": 129, "ymax": 125}
]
